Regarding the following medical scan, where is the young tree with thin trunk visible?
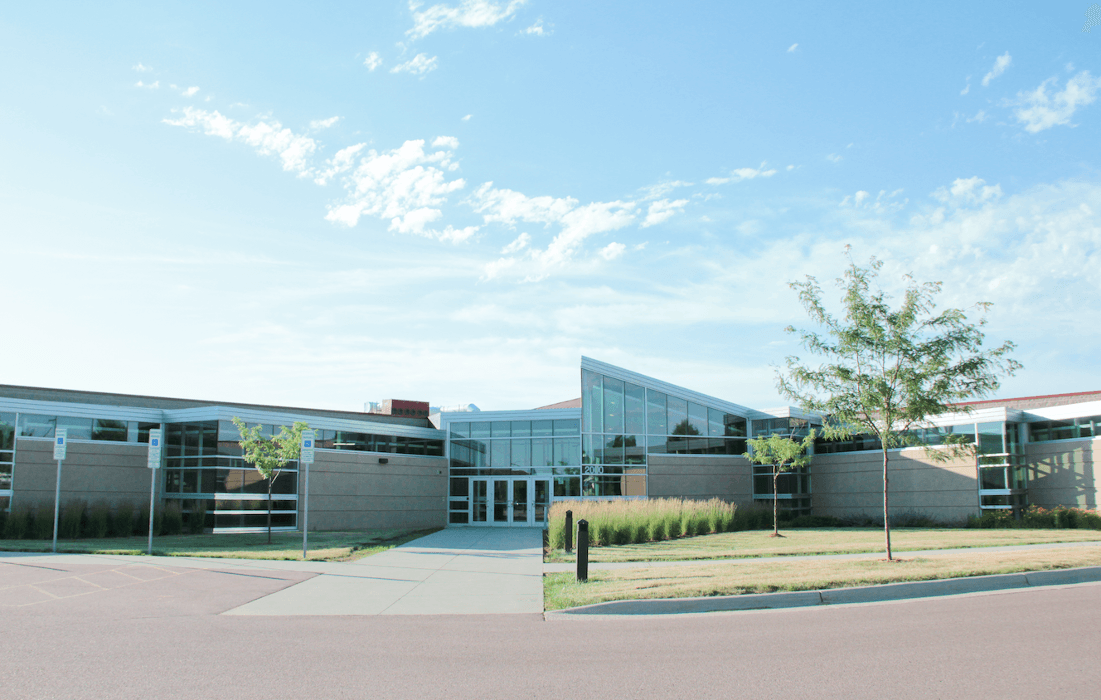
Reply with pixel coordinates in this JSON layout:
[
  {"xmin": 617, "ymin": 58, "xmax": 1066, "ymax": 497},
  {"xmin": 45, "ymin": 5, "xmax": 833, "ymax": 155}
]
[
  {"xmin": 777, "ymin": 252, "xmax": 1020, "ymax": 560},
  {"xmin": 232, "ymin": 418, "xmax": 310, "ymax": 544},
  {"xmin": 743, "ymin": 429, "xmax": 815, "ymax": 537}
]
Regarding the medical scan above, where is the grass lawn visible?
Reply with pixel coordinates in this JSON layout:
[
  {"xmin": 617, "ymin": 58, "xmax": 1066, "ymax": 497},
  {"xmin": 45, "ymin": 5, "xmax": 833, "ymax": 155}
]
[
  {"xmin": 0, "ymin": 528, "xmax": 440, "ymax": 562},
  {"xmin": 545, "ymin": 527, "xmax": 1101, "ymax": 563},
  {"xmin": 544, "ymin": 544, "xmax": 1101, "ymax": 610}
]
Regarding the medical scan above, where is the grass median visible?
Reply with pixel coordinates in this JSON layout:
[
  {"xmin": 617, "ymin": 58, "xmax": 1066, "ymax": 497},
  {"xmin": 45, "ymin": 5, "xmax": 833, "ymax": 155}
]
[
  {"xmin": 0, "ymin": 528, "xmax": 439, "ymax": 562},
  {"xmin": 545, "ymin": 544, "xmax": 1101, "ymax": 610},
  {"xmin": 546, "ymin": 527, "xmax": 1101, "ymax": 563}
]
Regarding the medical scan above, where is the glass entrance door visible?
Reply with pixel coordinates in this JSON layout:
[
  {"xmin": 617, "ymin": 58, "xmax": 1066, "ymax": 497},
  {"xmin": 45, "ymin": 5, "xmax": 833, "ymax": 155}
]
[
  {"xmin": 492, "ymin": 479, "xmax": 510, "ymax": 524},
  {"xmin": 469, "ymin": 477, "xmax": 553, "ymax": 527}
]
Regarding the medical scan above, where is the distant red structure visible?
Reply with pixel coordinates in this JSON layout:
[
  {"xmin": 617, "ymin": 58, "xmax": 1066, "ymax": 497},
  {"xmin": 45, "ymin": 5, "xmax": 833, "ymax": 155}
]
[{"xmin": 368, "ymin": 399, "xmax": 430, "ymax": 418}]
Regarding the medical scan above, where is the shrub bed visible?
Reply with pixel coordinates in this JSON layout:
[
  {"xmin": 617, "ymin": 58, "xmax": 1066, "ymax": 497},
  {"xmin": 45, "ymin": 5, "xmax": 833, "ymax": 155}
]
[
  {"xmin": 967, "ymin": 505, "xmax": 1101, "ymax": 530},
  {"xmin": 548, "ymin": 498, "xmax": 738, "ymax": 550}
]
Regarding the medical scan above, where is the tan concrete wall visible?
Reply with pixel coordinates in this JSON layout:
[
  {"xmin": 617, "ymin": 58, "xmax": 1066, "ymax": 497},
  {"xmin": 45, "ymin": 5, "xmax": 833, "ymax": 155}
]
[
  {"xmin": 646, "ymin": 454, "xmax": 753, "ymax": 506},
  {"xmin": 1025, "ymin": 438, "xmax": 1100, "ymax": 510},
  {"xmin": 305, "ymin": 451, "xmax": 447, "ymax": 530},
  {"xmin": 12, "ymin": 438, "xmax": 159, "ymax": 510},
  {"xmin": 811, "ymin": 448, "xmax": 978, "ymax": 523}
]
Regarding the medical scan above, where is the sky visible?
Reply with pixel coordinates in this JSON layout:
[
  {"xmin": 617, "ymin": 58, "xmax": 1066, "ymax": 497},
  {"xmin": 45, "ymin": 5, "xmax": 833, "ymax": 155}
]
[{"xmin": 2, "ymin": 1, "xmax": 1101, "ymax": 413}]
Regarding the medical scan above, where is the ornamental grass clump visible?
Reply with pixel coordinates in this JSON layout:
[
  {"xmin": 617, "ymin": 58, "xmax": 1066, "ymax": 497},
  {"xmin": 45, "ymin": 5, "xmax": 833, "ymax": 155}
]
[{"xmin": 548, "ymin": 498, "xmax": 738, "ymax": 550}]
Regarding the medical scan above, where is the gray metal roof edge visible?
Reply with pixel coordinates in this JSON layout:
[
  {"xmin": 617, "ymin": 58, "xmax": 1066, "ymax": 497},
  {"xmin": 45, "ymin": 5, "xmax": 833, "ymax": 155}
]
[
  {"xmin": 580, "ymin": 356, "xmax": 755, "ymax": 417},
  {"xmin": 0, "ymin": 397, "xmax": 165, "ymax": 423},
  {"xmin": 439, "ymin": 407, "xmax": 581, "ymax": 425},
  {"xmin": 161, "ymin": 406, "xmax": 445, "ymax": 438}
]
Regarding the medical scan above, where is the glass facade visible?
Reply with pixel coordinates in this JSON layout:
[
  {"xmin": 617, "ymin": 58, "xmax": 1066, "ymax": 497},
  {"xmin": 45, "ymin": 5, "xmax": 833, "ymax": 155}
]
[
  {"xmin": 1028, "ymin": 415, "xmax": 1101, "ymax": 442},
  {"xmin": 447, "ymin": 417, "xmax": 580, "ymax": 524},
  {"xmin": 0, "ymin": 412, "xmax": 14, "ymax": 511},
  {"xmin": 581, "ymin": 367, "xmax": 748, "ymax": 499},
  {"xmin": 750, "ymin": 417, "xmax": 813, "ymax": 517}
]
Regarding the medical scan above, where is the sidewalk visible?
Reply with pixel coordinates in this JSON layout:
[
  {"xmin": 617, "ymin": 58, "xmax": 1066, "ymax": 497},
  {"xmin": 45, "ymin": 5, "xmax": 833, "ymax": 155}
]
[{"xmin": 1, "ymin": 527, "xmax": 545, "ymax": 616}]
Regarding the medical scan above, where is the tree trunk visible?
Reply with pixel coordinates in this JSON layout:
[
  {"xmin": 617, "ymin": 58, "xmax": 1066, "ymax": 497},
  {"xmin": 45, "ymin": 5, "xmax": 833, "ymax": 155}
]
[
  {"xmin": 267, "ymin": 477, "xmax": 273, "ymax": 545},
  {"xmin": 882, "ymin": 447, "xmax": 892, "ymax": 560},
  {"xmin": 773, "ymin": 468, "xmax": 779, "ymax": 536}
]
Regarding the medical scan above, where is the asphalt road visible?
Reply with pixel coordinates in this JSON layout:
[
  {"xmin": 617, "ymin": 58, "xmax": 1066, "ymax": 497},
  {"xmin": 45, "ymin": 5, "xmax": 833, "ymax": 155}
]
[{"xmin": 3, "ymin": 558, "xmax": 1099, "ymax": 699}]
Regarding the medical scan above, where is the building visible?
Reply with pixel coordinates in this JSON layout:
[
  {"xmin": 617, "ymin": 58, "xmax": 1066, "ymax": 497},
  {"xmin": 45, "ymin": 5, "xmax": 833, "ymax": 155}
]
[{"xmin": 0, "ymin": 357, "xmax": 1098, "ymax": 532}]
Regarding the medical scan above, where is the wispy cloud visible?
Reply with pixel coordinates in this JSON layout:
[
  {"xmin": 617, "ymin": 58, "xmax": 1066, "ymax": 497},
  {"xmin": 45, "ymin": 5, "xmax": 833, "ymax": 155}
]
[
  {"xmin": 473, "ymin": 184, "xmax": 637, "ymax": 280},
  {"xmin": 326, "ymin": 138, "xmax": 467, "ymax": 238},
  {"xmin": 407, "ymin": 0, "xmax": 527, "ymax": 40},
  {"xmin": 132, "ymin": 62, "xmax": 153, "ymax": 72},
  {"xmin": 181, "ymin": 86, "xmax": 199, "ymax": 97},
  {"xmin": 523, "ymin": 18, "xmax": 548, "ymax": 36},
  {"xmin": 309, "ymin": 116, "xmax": 341, "ymax": 130},
  {"xmin": 826, "ymin": 153, "xmax": 843, "ymax": 163},
  {"xmin": 706, "ymin": 163, "xmax": 777, "ymax": 185},
  {"xmin": 135, "ymin": 80, "xmax": 159, "ymax": 89},
  {"xmin": 600, "ymin": 242, "xmax": 626, "ymax": 260},
  {"xmin": 641, "ymin": 199, "xmax": 689, "ymax": 227},
  {"xmin": 639, "ymin": 180, "xmax": 692, "ymax": 200},
  {"xmin": 1012, "ymin": 70, "xmax": 1101, "ymax": 133},
  {"xmin": 462, "ymin": 114, "xmax": 473, "ymax": 121},
  {"xmin": 787, "ymin": 43, "xmax": 798, "ymax": 53},
  {"xmin": 931, "ymin": 176, "xmax": 1002, "ymax": 207},
  {"xmin": 163, "ymin": 107, "xmax": 318, "ymax": 175},
  {"xmin": 364, "ymin": 52, "xmax": 383, "ymax": 71},
  {"xmin": 982, "ymin": 51, "xmax": 1011, "ymax": 87},
  {"xmin": 390, "ymin": 53, "xmax": 439, "ymax": 76}
]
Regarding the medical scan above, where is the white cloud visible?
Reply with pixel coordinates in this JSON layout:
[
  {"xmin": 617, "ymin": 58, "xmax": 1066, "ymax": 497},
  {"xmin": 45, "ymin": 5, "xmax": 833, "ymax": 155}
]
[
  {"xmin": 854, "ymin": 190, "xmax": 870, "ymax": 207},
  {"xmin": 462, "ymin": 114, "xmax": 473, "ymax": 121},
  {"xmin": 706, "ymin": 163, "xmax": 777, "ymax": 185},
  {"xmin": 960, "ymin": 81, "xmax": 970, "ymax": 96},
  {"xmin": 309, "ymin": 116, "xmax": 341, "ymax": 130},
  {"xmin": 523, "ymin": 18, "xmax": 547, "ymax": 35},
  {"xmin": 826, "ymin": 153, "xmax": 843, "ymax": 163},
  {"xmin": 432, "ymin": 135, "xmax": 460, "ymax": 149},
  {"xmin": 982, "ymin": 51, "xmax": 1011, "ymax": 87},
  {"xmin": 326, "ymin": 138, "xmax": 466, "ymax": 233},
  {"xmin": 390, "ymin": 53, "xmax": 439, "ymax": 75},
  {"xmin": 407, "ymin": 0, "xmax": 527, "ymax": 39},
  {"xmin": 182, "ymin": 86, "xmax": 200, "ymax": 97},
  {"xmin": 641, "ymin": 198, "xmax": 689, "ymax": 228},
  {"xmin": 786, "ymin": 164, "xmax": 795, "ymax": 171},
  {"xmin": 932, "ymin": 176, "xmax": 1002, "ymax": 207},
  {"xmin": 787, "ymin": 43, "xmax": 798, "ymax": 53},
  {"xmin": 135, "ymin": 80, "xmax": 159, "ymax": 89},
  {"xmin": 314, "ymin": 143, "xmax": 366, "ymax": 185},
  {"xmin": 471, "ymin": 184, "xmax": 637, "ymax": 280},
  {"xmin": 501, "ymin": 232, "xmax": 531, "ymax": 254},
  {"xmin": 431, "ymin": 225, "xmax": 479, "ymax": 243},
  {"xmin": 364, "ymin": 52, "xmax": 383, "ymax": 71},
  {"xmin": 639, "ymin": 180, "xmax": 692, "ymax": 200},
  {"xmin": 1012, "ymin": 70, "xmax": 1101, "ymax": 133},
  {"xmin": 132, "ymin": 62, "xmax": 153, "ymax": 72},
  {"xmin": 966, "ymin": 110, "xmax": 987, "ymax": 123},
  {"xmin": 163, "ymin": 107, "xmax": 318, "ymax": 175},
  {"xmin": 600, "ymin": 242, "xmax": 626, "ymax": 260}
]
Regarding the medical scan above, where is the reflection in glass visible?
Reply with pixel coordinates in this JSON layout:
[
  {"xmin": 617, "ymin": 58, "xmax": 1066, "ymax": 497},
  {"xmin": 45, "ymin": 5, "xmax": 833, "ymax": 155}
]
[
  {"xmin": 532, "ymin": 438, "xmax": 553, "ymax": 467},
  {"xmin": 625, "ymin": 382, "xmax": 645, "ymax": 435},
  {"xmin": 511, "ymin": 439, "xmax": 531, "ymax": 467},
  {"xmin": 582, "ymin": 369, "xmax": 602, "ymax": 433},
  {"xmin": 603, "ymin": 377, "xmax": 624, "ymax": 434},
  {"xmin": 532, "ymin": 420, "xmax": 553, "ymax": 437},
  {"xmin": 511, "ymin": 421, "xmax": 531, "ymax": 437},
  {"xmin": 688, "ymin": 403, "xmax": 708, "ymax": 436},
  {"xmin": 646, "ymin": 390, "xmax": 667, "ymax": 435},
  {"xmin": 667, "ymin": 397, "xmax": 690, "ymax": 435}
]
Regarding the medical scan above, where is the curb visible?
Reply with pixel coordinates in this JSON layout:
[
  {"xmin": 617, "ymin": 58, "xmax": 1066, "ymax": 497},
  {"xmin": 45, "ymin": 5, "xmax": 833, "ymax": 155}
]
[{"xmin": 546, "ymin": 566, "xmax": 1101, "ymax": 617}]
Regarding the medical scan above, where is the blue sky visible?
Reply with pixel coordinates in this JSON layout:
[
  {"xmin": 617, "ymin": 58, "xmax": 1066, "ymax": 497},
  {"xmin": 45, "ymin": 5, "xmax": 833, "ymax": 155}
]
[{"xmin": 2, "ymin": 1, "xmax": 1100, "ymax": 412}]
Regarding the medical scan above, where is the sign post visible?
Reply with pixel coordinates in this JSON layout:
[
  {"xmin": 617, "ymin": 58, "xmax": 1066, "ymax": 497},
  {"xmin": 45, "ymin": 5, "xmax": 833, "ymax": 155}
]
[
  {"xmin": 51, "ymin": 429, "xmax": 67, "ymax": 553},
  {"xmin": 300, "ymin": 430, "xmax": 315, "ymax": 559},
  {"xmin": 146, "ymin": 429, "xmax": 162, "ymax": 556}
]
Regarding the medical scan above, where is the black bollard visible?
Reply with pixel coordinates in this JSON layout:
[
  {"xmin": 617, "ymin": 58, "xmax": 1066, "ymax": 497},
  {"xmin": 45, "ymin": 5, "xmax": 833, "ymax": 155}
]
[
  {"xmin": 576, "ymin": 519, "xmax": 589, "ymax": 582},
  {"xmin": 565, "ymin": 510, "xmax": 573, "ymax": 553}
]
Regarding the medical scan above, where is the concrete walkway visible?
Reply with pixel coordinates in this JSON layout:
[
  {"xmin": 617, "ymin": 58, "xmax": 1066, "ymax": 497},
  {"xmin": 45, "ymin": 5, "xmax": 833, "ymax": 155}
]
[{"xmin": 226, "ymin": 526, "xmax": 544, "ymax": 616}]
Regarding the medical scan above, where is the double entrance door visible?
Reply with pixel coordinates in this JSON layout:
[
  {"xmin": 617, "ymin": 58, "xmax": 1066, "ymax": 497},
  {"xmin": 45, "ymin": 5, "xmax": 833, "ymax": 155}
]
[{"xmin": 471, "ymin": 477, "xmax": 551, "ymax": 527}]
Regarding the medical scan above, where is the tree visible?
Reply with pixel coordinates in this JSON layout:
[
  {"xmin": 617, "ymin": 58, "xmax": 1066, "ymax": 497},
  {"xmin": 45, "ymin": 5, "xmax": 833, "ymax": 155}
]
[
  {"xmin": 777, "ymin": 253, "xmax": 1020, "ymax": 560},
  {"xmin": 743, "ymin": 428, "xmax": 815, "ymax": 537},
  {"xmin": 232, "ymin": 417, "xmax": 311, "ymax": 544}
]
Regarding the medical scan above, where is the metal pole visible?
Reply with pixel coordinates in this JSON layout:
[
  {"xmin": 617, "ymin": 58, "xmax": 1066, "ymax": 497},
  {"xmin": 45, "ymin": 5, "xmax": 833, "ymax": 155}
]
[
  {"xmin": 301, "ymin": 461, "xmax": 310, "ymax": 559},
  {"xmin": 565, "ymin": 509, "xmax": 573, "ymax": 552},
  {"xmin": 147, "ymin": 468, "xmax": 156, "ymax": 556},
  {"xmin": 52, "ymin": 459, "xmax": 62, "ymax": 553},
  {"xmin": 576, "ymin": 519, "xmax": 589, "ymax": 582}
]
